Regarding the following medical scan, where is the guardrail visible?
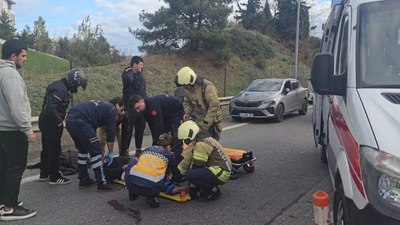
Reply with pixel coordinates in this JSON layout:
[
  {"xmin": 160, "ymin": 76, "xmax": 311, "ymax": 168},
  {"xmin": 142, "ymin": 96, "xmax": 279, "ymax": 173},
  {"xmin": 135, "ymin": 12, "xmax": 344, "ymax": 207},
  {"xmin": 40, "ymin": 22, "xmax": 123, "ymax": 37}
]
[
  {"xmin": 219, "ymin": 96, "xmax": 233, "ymax": 106},
  {"xmin": 31, "ymin": 96, "xmax": 234, "ymax": 132}
]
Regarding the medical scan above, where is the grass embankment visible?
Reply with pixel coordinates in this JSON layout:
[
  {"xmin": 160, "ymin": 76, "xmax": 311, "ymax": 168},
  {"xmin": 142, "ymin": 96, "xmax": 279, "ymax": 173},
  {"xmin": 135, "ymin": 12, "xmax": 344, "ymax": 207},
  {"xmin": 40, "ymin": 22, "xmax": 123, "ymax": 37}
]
[{"xmin": 10, "ymin": 33, "xmax": 312, "ymax": 116}]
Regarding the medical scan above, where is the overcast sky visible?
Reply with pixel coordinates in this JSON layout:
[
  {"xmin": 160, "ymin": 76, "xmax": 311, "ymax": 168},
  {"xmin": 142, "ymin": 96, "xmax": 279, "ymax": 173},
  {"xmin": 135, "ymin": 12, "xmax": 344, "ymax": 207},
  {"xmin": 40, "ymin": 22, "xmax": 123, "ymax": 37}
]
[{"xmin": 13, "ymin": 0, "xmax": 331, "ymax": 55}]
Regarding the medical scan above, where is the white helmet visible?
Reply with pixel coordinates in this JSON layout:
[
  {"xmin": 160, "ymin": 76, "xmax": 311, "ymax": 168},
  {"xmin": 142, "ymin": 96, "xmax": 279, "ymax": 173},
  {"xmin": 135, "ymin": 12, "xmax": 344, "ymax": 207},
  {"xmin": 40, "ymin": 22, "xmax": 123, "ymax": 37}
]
[
  {"xmin": 176, "ymin": 66, "xmax": 197, "ymax": 86},
  {"xmin": 177, "ymin": 120, "xmax": 200, "ymax": 141}
]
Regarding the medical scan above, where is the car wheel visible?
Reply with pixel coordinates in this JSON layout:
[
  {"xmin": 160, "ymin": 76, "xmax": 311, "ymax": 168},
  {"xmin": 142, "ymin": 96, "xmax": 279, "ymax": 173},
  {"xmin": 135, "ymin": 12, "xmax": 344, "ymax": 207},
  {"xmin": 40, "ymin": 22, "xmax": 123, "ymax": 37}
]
[
  {"xmin": 334, "ymin": 182, "xmax": 352, "ymax": 225},
  {"xmin": 274, "ymin": 104, "xmax": 284, "ymax": 122},
  {"xmin": 298, "ymin": 99, "xmax": 308, "ymax": 115}
]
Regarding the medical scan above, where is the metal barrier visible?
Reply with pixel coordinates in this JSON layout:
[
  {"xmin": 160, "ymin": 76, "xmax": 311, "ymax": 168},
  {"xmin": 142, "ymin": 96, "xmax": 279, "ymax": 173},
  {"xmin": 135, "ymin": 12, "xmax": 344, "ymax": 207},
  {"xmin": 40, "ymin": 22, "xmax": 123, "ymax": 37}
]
[
  {"xmin": 31, "ymin": 96, "xmax": 234, "ymax": 132},
  {"xmin": 219, "ymin": 96, "xmax": 233, "ymax": 106}
]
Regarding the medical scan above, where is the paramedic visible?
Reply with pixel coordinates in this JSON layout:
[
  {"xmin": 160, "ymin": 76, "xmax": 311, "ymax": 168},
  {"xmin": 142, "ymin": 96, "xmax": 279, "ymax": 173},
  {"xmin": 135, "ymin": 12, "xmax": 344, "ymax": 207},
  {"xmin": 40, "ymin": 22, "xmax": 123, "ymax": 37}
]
[
  {"xmin": 129, "ymin": 94, "xmax": 184, "ymax": 161},
  {"xmin": 65, "ymin": 99, "xmax": 124, "ymax": 191},
  {"xmin": 125, "ymin": 133, "xmax": 174, "ymax": 208}
]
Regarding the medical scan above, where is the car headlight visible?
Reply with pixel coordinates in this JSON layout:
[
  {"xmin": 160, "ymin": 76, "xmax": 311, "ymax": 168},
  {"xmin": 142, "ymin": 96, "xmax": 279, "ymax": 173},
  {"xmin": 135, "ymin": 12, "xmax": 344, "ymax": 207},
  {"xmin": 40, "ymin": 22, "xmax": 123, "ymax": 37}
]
[
  {"xmin": 360, "ymin": 146, "xmax": 400, "ymax": 220},
  {"xmin": 262, "ymin": 100, "xmax": 275, "ymax": 106}
]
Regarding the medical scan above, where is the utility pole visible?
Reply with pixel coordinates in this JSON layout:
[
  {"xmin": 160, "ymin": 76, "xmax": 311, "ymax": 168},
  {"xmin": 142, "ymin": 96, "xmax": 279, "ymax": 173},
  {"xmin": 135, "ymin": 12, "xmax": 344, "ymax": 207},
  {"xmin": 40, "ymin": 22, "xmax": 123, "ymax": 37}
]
[{"xmin": 294, "ymin": 0, "xmax": 301, "ymax": 80}]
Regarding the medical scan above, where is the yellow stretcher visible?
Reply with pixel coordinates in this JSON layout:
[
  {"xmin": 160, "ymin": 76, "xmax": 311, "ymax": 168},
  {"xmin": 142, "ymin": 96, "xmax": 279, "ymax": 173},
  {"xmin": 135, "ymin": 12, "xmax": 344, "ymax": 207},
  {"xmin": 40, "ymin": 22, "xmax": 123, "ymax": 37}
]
[
  {"xmin": 113, "ymin": 148, "xmax": 256, "ymax": 202},
  {"xmin": 112, "ymin": 179, "xmax": 191, "ymax": 203}
]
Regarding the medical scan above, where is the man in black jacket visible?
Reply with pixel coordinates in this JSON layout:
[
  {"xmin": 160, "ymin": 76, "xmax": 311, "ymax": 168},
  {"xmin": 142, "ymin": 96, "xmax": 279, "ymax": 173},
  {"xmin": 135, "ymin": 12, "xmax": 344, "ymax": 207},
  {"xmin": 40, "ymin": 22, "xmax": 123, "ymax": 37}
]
[
  {"xmin": 129, "ymin": 94, "xmax": 184, "ymax": 162},
  {"xmin": 121, "ymin": 56, "xmax": 146, "ymax": 156},
  {"xmin": 39, "ymin": 68, "xmax": 87, "ymax": 185}
]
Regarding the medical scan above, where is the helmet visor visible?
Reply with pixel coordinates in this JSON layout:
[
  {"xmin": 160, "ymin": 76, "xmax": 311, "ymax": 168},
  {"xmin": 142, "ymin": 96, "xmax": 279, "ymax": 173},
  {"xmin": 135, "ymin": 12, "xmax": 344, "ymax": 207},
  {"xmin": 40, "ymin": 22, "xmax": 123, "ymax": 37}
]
[{"xmin": 81, "ymin": 79, "xmax": 88, "ymax": 91}]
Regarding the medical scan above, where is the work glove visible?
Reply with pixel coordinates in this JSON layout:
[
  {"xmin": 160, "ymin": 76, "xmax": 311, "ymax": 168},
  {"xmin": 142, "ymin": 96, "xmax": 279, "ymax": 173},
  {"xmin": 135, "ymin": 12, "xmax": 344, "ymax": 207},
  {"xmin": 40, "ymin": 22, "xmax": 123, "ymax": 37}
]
[{"xmin": 104, "ymin": 152, "xmax": 113, "ymax": 167}]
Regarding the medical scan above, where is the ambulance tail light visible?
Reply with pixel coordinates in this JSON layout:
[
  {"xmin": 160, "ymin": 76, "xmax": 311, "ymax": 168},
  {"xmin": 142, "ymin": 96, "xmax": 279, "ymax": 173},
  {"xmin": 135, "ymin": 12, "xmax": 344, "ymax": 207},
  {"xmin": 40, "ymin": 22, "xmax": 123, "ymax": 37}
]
[{"xmin": 360, "ymin": 146, "xmax": 400, "ymax": 220}]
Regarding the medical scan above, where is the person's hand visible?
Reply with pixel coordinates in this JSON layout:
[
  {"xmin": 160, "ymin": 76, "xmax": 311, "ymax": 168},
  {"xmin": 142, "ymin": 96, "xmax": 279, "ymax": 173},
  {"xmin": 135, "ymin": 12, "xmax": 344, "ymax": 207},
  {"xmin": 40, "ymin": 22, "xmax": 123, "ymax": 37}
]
[
  {"xmin": 104, "ymin": 152, "xmax": 113, "ymax": 166},
  {"xmin": 183, "ymin": 114, "xmax": 191, "ymax": 121},
  {"xmin": 27, "ymin": 133, "xmax": 36, "ymax": 142}
]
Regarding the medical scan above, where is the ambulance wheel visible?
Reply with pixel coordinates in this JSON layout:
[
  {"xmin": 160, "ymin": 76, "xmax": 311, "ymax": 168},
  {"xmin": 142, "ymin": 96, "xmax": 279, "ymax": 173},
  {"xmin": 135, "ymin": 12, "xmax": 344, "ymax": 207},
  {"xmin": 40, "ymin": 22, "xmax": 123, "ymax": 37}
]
[
  {"xmin": 320, "ymin": 145, "xmax": 328, "ymax": 164},
  {"xmin": 243, "ymin": 163, "xmax": 255, "ymax": 173},
  {"xmin": 334, "ymin": 182, "xmax": 351, "ymax": 225}
]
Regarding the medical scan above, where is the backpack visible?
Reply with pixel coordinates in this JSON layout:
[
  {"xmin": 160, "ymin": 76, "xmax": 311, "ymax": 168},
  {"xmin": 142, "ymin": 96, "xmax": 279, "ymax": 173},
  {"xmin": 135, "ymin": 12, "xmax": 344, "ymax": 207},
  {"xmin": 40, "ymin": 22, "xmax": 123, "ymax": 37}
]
[{"xmin": 59, "ymin": 149, "xmax": 79, "ymax": 175}]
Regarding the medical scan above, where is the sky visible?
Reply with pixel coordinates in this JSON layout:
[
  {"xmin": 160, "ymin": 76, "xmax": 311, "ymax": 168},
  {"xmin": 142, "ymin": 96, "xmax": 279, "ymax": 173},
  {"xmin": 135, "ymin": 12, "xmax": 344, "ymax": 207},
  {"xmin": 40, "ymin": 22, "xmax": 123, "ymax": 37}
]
[{"xmin": 12, "ymin": 0, "xmax": 332, "ymax": 55}]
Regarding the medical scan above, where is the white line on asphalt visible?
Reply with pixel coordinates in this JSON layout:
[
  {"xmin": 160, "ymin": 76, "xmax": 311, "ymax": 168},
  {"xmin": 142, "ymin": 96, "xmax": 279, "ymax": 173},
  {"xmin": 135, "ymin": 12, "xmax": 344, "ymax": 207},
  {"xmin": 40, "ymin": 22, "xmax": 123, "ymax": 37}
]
[
  {"xmin": 21, "ymin": 174, "xmax": 39, "ymax": 185},
  {"xmin": 222, "ymin": 123, "xmax": 249, "ymax": 131}
]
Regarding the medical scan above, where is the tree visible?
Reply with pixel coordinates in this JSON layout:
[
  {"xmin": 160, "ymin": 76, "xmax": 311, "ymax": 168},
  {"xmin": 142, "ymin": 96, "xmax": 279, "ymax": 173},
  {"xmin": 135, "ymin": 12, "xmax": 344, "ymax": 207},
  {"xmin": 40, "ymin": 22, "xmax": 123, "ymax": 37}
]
[
  {"xmin": 130, "ymin": 0, "xmax": 233, "ymax": 53},
  {"xmin": 0, "ymin": 10, "xmax": 16, "ymax": 40},
  {"xmin": 273, "ymin": 0, "xmax": 310, "ymax": 42},
  {"xmin": 33, "ymin": 16, "xmax": 52, "ymax": 53},
  {"xmin": 234, "ymin": 0, "xmax": 263, "ymax": 30},
  {"xmin": 17, "ymin": 25, "xmax": 35, "ymax": 48},
  {"xmin": 264, "ymin": 0, "xmax": 272, "ymax": 21},
  {"xmin": 70, "ymin": 16, "xmax": 113, "ymax": 67},
  {"xmin": 55, "ymin": 37, "xmax": 70, "ymax": 59}
]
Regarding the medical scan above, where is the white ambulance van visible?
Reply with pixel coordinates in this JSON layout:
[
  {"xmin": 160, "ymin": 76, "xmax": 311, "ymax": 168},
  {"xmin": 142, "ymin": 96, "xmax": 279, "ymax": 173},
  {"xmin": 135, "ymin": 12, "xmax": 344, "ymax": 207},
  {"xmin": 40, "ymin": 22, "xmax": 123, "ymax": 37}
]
[{"xmin": 311, "ymin": 0, "xmax": 400, "ymax": 224}]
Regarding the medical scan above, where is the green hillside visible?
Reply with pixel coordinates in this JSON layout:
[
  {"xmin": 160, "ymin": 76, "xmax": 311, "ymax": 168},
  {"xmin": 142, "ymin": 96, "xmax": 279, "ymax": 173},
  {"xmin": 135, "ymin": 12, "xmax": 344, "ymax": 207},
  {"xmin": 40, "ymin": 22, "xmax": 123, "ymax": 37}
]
[{"xmin": 3, "ymin": 34, "xmax": 314, "ymax": 116}]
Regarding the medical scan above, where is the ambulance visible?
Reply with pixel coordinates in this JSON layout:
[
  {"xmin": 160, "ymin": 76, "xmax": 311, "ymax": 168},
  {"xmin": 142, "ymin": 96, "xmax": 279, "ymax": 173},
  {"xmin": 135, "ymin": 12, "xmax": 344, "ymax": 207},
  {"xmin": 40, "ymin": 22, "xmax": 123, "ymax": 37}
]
[{"xmin": 311, "ymin": 0, "xmax": 400, "ymax": 224}]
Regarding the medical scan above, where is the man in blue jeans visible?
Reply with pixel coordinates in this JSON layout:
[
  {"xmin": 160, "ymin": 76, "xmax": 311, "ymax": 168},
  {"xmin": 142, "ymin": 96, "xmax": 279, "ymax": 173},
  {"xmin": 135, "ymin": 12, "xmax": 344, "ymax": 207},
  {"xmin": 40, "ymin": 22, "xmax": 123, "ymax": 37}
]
[{"xmin": 0, "ymin": 39, "xmax": 37, "ymax": 221}]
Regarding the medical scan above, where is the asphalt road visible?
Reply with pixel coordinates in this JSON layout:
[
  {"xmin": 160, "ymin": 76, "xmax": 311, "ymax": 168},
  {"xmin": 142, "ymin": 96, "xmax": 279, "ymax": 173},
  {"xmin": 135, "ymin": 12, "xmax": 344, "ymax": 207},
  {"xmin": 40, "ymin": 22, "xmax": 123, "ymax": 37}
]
[{"xmin": 13, "ymin": 107, "xmax": 333, "ymax": 225}]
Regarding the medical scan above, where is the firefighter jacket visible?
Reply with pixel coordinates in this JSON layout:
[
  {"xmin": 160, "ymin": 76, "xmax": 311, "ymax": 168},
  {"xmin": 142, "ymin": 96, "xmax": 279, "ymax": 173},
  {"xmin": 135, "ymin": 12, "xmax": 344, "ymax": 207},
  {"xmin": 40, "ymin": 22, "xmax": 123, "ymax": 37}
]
[
  {"xmin": 183, "ymin": 77, "xmax": 222, "ymax": 130},
  {"xmin": 126, "ymin": 145, "xmax": 173, "ymax": 189},
  {"xmin": 178, "ymin": 135, "xmax": 232, "ymax": 183},
  {"xmin": 39, "ymin": 78, "xmax": 72, "ymax": 125},
  {"xmin": 121, "ymin": 67, "xmax": 147, "ymax": 104},
  {"xmin": 143, "ymin": 94, "xmax": 183, "ymax": 144},
  {"xmin": 66, "ymin": 100, "xmax": 118, "ymax": 143}
]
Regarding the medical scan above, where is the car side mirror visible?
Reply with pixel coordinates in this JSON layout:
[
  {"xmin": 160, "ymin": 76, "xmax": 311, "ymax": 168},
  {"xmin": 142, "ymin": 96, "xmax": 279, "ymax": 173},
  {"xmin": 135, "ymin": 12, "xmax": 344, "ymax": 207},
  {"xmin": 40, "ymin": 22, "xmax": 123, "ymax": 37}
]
[{"xmin": 285, "ymin": 88, "xmax": 290, "ymax": 94}]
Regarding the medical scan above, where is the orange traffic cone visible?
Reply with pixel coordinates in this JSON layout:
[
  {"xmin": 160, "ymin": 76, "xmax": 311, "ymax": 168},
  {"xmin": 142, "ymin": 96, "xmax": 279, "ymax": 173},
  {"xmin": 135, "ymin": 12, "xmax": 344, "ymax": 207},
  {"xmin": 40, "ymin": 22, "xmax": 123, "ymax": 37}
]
[{"xmin": 313, "ymin": 190, "xmax": 331, "ymax": 225}]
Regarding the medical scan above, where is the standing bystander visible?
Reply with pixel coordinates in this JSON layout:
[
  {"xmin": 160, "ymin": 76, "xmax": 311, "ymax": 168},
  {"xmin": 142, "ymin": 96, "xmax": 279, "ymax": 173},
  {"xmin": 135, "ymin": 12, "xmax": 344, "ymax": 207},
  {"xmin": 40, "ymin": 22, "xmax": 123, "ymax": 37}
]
[
  {"xmin": 38, "ymin": 68, "xmax": 87, "ymax": 184},
  {"xmin": 0, "ymin": 39, "xmax": 37, "ymax": 221},
  {"xmin": 121, "ymin": 56, "xmax": 147, "ymax": 156}
]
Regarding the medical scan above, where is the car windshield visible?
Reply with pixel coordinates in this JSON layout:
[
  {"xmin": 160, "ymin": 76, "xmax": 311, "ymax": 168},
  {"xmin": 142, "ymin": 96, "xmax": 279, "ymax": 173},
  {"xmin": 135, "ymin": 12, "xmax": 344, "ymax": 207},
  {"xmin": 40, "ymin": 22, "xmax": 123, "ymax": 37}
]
[
  {"xmin": 246, "ymin": 80, "xmax": 282, "ymax": 92},
  {"xmin": 358, "ymin": 1, "xmax": 400, "ymax": 88}
]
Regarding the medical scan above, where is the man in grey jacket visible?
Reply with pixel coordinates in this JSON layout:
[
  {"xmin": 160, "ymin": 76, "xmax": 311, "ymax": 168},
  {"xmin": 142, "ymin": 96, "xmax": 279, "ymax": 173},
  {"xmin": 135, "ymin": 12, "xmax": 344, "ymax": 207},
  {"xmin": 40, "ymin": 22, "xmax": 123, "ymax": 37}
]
[{"xmin": 0, "ymin": 39, "xmax": 37, "ymax": 221}]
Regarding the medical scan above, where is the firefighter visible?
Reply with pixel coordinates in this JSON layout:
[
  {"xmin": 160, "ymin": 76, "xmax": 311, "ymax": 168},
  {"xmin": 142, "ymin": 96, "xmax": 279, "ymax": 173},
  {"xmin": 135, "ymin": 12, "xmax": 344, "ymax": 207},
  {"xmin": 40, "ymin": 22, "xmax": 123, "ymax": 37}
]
[
  {"xmin": 39, "ymin": 68, "xmax": 87, "ymax": 185},
  {"xmin": 177, "ymin": 120, "xmax": 232, "ymax": 202},
  {"xmin": 65, "ymin": 99, "xmax": 124, "ymax": 191},
  {"xmin": 175, "ymin": 66, "xmax": 222, "ymax": 140}
]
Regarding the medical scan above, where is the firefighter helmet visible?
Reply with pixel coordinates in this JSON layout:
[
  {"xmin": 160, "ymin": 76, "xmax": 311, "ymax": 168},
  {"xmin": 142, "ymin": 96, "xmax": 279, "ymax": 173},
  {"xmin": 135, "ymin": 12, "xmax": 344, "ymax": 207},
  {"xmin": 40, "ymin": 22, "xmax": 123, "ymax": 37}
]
[
  {"xmin": 177, "ymin": 120, "xmax": 200, "ymax": 141},
  {"xmin": 175, "ymin": 66, "xmax": 197, "ymax": 86},
  {"xmin": 66, "ymin": 68, "xmax": 87, "ymax": 93}
]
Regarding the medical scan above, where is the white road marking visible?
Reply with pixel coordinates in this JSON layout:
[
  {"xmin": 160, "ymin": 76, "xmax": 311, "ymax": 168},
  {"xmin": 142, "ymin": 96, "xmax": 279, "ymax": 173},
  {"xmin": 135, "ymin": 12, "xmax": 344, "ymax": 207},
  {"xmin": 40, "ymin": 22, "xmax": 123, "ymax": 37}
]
[
  {"xmin": 222, "ymin": 123, "xmax": 249, "ymax": 131},
  {"xmin": 21, "ymin": 174, "xmax": 40, "ymax": 185}
]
